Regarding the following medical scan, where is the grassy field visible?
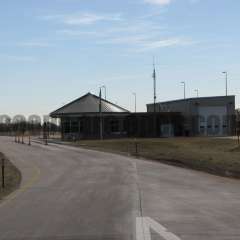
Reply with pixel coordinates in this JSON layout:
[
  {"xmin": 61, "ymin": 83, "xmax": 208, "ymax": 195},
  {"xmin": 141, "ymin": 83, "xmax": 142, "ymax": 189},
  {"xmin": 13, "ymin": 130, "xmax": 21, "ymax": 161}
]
[
  {"xmin": 0, "ymin": 153, "xmax": 21, "ymax": 199},
  {"xmin": 72, "ymin": 137, "xmax": 240, "ymax": 178}
]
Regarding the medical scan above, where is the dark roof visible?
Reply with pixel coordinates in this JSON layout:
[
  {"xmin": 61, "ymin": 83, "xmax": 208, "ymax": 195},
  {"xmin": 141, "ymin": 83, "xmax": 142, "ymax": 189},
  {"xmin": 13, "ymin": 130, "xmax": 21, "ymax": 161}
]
[
  {"xmin": 147, "ymin": 95, "xmax": 235, "ymax": 106},
  {"xmin": 50, "ymin": 92, "xmax": 130, "ymax": 117}
]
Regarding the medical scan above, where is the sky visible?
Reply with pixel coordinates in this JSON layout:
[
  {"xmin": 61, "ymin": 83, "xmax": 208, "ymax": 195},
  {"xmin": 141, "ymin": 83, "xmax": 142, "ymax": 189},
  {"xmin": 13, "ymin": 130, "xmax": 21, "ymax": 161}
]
[{"xmin": 0, "ymin": 0, "xmax": 240, "ymax": 117}]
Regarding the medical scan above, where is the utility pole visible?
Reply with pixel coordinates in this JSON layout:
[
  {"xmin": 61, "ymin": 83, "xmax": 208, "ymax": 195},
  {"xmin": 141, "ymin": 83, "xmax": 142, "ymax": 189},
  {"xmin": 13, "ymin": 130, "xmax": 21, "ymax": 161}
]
[
  {"xmin": 132, "ymin": 92, "xmax": 137, "ymax": 113},
  {"xmin": 181, "ymin": 81, "xmax": 186, "ymax": 99},
  {"xmin": 222, "ymin": 71, "xmax": 228, "ymax": 96},
  {"xmin": 153, "ymin": 57, "xmax": 157, "ymax": 113},
  {"xmin": 101, "ymin": 85, "xmax": 107, "ymax": 100}
]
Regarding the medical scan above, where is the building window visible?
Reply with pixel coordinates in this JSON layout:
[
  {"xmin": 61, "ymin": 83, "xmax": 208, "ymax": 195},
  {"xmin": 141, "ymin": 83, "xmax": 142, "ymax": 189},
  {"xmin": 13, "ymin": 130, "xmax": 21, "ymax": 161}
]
[
  {"xmin": 110, "ymin": 119, "xmax": 119, "ymax": 133},
  {"xmin": 63, "ymin": 122, "xmax": 70, "ymax": 133},
  {"xmin": 71, "ymin": 121, "xmax": 79, "ymax": 132}
]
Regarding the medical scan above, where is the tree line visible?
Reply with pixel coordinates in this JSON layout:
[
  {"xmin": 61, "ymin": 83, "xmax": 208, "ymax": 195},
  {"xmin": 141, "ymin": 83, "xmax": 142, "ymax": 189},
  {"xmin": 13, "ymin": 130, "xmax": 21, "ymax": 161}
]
[{"xmin": 0, "ymin": 121, "xmax": 60, "ymax": 136}]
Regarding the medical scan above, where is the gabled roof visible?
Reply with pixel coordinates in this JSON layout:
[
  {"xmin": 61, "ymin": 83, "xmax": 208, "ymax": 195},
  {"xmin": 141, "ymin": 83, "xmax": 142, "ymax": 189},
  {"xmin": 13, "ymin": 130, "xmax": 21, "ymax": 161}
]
[{"xmin": 50, "ymin": 92, "xmax": 130, "ymax": 117}]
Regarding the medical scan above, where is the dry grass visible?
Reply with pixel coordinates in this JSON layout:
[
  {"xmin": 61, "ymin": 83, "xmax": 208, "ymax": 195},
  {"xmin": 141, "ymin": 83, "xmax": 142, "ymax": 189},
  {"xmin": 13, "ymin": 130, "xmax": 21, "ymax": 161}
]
[
  {"xmin": 74, "ymin": 137, "xmax": 240, "ymax": 178},
  {"xmin": 0, "ymin": 153, "xmax": 21, "ymax": 199}
]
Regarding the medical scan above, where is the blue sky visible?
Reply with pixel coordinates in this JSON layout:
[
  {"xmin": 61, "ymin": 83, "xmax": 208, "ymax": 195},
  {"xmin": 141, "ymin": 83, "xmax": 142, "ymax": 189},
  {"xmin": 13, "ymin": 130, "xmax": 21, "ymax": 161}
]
[{"xmin": 0, "ymin": 0, "xmax": 240, "ymax": 116}]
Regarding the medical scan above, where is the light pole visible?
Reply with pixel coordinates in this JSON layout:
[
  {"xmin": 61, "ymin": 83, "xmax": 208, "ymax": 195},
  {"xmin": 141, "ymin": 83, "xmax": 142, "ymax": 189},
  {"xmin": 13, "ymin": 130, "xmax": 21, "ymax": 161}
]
[
  {"xmin": 99, "ymin": 87, "xmax": 103, "ymax": 140},
  {"xmin": 222, "ymin": 71, "xmax": 228, "ymax": 96},
  {"xmin": 194, "ymin": 89, "xmax": 199, "ymax": 98},
  {"xmin": 100, "ymin": 85, "xmax": 106, "ymax": 100},
  {"xmin": 132, "ymin": 92, "xmax": 137, "ymax": 113},
  {"xmin": 181, "ymin": 81, "xmax": 186, "ymax": 99}
]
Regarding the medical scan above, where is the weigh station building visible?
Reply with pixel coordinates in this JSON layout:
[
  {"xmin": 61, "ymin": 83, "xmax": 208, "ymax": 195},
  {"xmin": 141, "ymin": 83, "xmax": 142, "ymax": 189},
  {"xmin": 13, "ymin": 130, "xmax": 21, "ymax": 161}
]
[
  {"xmin": 147, "ymin": 95, "xmax": 236, "ymax": 137},
  {"xmin": 51, "ymin": 93, "xmax": 236, "ymax": 140},
  {"xmin": 50, "ymin": 93, "xmax": 183, "ymax": 140}
]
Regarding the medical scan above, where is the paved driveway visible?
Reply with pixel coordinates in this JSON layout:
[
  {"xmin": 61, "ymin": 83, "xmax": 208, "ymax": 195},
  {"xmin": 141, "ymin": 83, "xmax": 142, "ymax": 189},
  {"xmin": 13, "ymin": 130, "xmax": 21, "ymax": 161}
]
[{"xmin": 0, "ymin": 136, "xmax": 239, "ymax": 240}]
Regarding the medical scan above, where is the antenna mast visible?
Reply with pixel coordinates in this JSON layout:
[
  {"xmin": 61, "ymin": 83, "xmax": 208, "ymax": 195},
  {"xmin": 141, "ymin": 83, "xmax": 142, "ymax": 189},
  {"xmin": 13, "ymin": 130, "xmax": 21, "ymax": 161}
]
[{"xmin": 153, "ymin": 57, "xmax": 157, "ymax": 113}]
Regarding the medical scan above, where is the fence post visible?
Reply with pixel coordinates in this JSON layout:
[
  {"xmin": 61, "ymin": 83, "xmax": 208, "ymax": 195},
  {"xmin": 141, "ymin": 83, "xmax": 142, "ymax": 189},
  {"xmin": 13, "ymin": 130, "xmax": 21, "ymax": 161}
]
[
  {"xmin": 135, "ymin": 141, "xmax": 139, "ymax": 156},
  {"xmin": 1, "ymin": 158, "xmax": 5, "ymax": 189},
  {"xmin": 28, "ymin": 135, "xmax": 31, "ymax": 146},
  {"xmin": 45, "ymin": 133, "xmax": 48, "ymax": 145}
]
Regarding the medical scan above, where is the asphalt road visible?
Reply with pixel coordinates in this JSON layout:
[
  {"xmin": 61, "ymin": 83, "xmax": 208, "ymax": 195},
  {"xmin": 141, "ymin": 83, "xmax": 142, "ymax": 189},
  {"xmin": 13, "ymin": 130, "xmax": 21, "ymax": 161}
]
[{"xmin": 0, "ymin": 136, "xmax": 240, "ymax": 240}]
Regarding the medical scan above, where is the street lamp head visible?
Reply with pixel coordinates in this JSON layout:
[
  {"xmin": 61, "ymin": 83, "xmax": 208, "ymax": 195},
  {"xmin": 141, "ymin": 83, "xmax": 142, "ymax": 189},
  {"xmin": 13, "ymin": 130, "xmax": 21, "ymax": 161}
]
[{"xmin": 180, "ymin": 82, "xmax": 186, "ymax": 99}]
